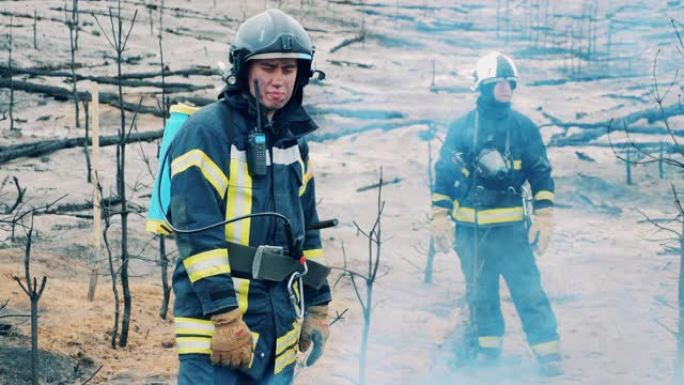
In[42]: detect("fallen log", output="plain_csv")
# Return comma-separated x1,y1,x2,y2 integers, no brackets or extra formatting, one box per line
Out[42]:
575,151,596,162
117,66,218,80
0,64,213,92
545,103,684,146
0,130,163,165
327,59,373,69
0,78,215,117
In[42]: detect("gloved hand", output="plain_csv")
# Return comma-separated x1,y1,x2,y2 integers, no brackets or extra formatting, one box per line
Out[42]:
299,305,329,366
528,207,555,256
210,308,253,369
431,207,455,253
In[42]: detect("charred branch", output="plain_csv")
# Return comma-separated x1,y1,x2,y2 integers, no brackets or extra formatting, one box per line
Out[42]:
0,176,26,214
11,216,47,385
356,176,402,192
330,32,366,54
0,129,163,165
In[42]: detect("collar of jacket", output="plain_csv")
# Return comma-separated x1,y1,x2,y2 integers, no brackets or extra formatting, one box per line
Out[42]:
220,88,319,142
476,96,511,121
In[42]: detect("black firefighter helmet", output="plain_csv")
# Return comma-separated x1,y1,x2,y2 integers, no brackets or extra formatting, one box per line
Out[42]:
226,9,321,97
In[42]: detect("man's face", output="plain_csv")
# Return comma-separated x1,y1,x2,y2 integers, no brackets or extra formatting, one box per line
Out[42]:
493,79,514,103
247,58,298,114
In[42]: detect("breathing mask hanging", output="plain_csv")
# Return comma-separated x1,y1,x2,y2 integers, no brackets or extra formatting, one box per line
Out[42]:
470,110,513,182
475,147,510,180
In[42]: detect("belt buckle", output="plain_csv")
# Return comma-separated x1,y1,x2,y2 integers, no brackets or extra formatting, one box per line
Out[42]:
252,245,284,280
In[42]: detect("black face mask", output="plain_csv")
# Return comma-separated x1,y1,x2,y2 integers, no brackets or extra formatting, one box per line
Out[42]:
478,82,512,109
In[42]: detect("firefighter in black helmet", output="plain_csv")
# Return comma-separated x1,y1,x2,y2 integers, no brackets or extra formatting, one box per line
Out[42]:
431,51,562,376
170,9,331,385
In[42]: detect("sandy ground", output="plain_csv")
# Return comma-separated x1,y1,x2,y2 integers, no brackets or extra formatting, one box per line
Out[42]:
1,0,684,384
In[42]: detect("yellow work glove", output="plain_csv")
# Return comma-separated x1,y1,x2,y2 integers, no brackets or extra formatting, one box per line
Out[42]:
210,308,253,369
299,305,330,366
431,207,455,253
528,207,555,256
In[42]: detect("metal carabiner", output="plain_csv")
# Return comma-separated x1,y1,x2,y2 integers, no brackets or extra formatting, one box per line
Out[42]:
287,260,309,319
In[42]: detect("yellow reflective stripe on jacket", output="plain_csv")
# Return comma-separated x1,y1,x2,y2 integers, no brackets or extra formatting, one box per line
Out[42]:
299,159,314,197
274,345,298,374
182,248,230,283
276,322,302,356
170,103,199,116
171,149,228,199
225,146,252,245
176,336,212,355
534,190,555,202
175,317,214,336
453,206,524,225
512,159,522,170
175,319,260,358
431,193,452,204
232,277,250,315
303,248,325,263
145,219,171,236
274,321,301,374
479,336,503,349
531,340,560,357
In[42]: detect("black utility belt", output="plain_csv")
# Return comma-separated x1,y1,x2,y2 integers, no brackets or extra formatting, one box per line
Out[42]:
227,242,330,290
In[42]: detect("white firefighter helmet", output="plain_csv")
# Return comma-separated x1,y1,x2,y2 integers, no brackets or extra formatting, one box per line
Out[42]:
471,51,519,91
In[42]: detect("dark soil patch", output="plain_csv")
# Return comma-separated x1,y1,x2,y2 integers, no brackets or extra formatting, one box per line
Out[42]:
0,333,96,385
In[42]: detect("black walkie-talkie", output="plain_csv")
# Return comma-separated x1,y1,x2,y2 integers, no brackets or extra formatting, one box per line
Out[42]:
248,80,268,177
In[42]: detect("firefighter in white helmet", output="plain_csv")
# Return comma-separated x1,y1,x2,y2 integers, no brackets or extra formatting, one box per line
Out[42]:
431,51,561,376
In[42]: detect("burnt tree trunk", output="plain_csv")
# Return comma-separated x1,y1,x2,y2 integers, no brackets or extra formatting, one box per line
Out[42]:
68,7,79,127
677,218,684,382
116,10,132,348
8,16,15,132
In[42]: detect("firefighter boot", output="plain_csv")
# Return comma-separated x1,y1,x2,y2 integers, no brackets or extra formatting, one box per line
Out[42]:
476,336,502,366
537,353,563,377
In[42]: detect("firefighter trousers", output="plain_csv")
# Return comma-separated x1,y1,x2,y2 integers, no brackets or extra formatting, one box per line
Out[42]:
454,222,559,352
